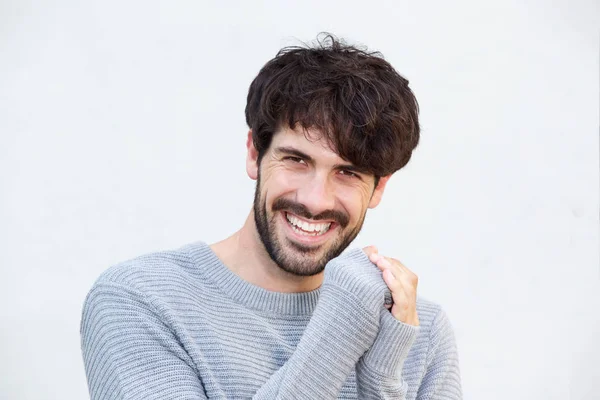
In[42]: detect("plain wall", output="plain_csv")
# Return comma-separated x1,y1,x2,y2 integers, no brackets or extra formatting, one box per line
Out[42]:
1,1,598,399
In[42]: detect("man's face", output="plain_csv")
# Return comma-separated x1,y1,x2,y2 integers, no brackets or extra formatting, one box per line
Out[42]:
248,126,389,276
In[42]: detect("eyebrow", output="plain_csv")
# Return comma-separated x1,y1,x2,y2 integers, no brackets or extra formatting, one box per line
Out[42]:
274,146,370,176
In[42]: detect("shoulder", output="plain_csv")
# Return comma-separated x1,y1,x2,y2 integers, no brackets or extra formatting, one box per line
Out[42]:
410,299,462,396
89,241,207,299
415,296,457,345
81,241,213,334
415,297,443,323
413,297,458,363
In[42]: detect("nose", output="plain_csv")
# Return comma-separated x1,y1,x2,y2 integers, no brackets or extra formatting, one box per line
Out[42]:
295,172,336,217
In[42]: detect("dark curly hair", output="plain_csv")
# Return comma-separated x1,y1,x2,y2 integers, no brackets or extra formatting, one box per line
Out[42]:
245,33,420,179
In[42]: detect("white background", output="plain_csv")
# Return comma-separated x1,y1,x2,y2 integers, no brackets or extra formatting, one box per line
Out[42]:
1,1,598,399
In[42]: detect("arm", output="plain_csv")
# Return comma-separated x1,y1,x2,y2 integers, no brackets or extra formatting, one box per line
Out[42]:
356,311,419,399
252,248,391,399
81,281,208,400
356,307,462,400
356,248,461,399
355,249,421,399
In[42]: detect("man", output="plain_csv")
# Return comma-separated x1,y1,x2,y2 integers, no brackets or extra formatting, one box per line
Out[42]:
81,34,462,399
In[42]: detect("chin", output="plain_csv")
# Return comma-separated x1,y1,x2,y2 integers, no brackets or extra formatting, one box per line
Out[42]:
254,203,357,277
273,232,346,277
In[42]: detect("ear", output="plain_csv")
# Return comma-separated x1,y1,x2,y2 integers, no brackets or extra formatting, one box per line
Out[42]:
368,175,392,209
246,130,259,180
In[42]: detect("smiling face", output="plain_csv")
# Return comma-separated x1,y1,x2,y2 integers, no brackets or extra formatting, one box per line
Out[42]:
247,126,390,276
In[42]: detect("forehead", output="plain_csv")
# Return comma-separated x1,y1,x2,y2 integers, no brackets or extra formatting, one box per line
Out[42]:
271,126,347,164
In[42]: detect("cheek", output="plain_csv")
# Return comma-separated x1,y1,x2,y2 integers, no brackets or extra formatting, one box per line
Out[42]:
262,168,298,203
336,186,371,222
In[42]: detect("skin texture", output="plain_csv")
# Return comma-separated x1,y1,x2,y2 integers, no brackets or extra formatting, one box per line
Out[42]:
211,125,419,326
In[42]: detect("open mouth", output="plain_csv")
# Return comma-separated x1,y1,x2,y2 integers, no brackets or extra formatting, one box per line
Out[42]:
284,212,333,237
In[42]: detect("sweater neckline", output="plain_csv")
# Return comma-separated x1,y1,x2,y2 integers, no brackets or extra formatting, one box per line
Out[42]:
185,241,320,316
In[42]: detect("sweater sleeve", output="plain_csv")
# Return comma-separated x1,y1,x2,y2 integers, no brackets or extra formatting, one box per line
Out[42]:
80,281,208,400
415,308,462,399
356,311,419,398
252,248,391,399
356,305,461,400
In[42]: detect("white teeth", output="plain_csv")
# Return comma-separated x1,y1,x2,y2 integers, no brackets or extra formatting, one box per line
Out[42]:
285,213,331,235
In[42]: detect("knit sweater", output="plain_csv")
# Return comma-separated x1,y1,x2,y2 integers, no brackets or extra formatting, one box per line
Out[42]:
81,241,462,399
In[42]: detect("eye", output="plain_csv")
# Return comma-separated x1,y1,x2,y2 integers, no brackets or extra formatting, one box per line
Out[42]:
338,169,360,179
284,156,306,165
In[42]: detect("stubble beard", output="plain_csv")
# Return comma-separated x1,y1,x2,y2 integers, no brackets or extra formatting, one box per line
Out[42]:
253,174,366,277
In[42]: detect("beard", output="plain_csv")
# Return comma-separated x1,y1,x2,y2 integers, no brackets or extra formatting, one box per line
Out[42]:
253,174,366,277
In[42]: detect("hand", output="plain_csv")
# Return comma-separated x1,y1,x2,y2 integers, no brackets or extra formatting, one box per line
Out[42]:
363,246,420,326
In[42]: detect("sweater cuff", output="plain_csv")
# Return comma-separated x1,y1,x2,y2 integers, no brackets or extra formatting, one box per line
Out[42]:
324,248,390,315
360,310,419,376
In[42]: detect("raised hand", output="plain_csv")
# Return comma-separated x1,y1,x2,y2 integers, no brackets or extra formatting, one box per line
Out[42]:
363,246,420,327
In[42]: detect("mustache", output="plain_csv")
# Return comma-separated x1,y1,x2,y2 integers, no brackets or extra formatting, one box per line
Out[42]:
272,198,349,228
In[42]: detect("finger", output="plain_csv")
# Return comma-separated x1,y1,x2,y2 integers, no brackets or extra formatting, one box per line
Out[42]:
374,256,418,292
382,271,412,313
374,256,392,270
368,252,383,264
381,270,399,311
362,245,378,258
377,257,411,279
383,267,416,300
388,258,418,285
380,262,419,326
382,268,400,291
390,257,411,275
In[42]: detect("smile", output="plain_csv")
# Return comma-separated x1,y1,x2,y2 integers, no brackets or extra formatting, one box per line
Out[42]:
285,212,332,236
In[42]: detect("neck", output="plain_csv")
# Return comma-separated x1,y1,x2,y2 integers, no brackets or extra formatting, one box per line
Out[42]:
210,211,324,293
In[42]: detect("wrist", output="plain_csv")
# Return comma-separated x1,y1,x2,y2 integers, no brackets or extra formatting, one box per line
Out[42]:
360,311,419,376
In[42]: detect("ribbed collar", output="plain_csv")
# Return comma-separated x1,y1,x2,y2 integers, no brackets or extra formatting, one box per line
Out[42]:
185,241,321,316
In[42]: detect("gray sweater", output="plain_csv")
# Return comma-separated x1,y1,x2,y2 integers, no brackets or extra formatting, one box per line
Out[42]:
81,241,461,399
